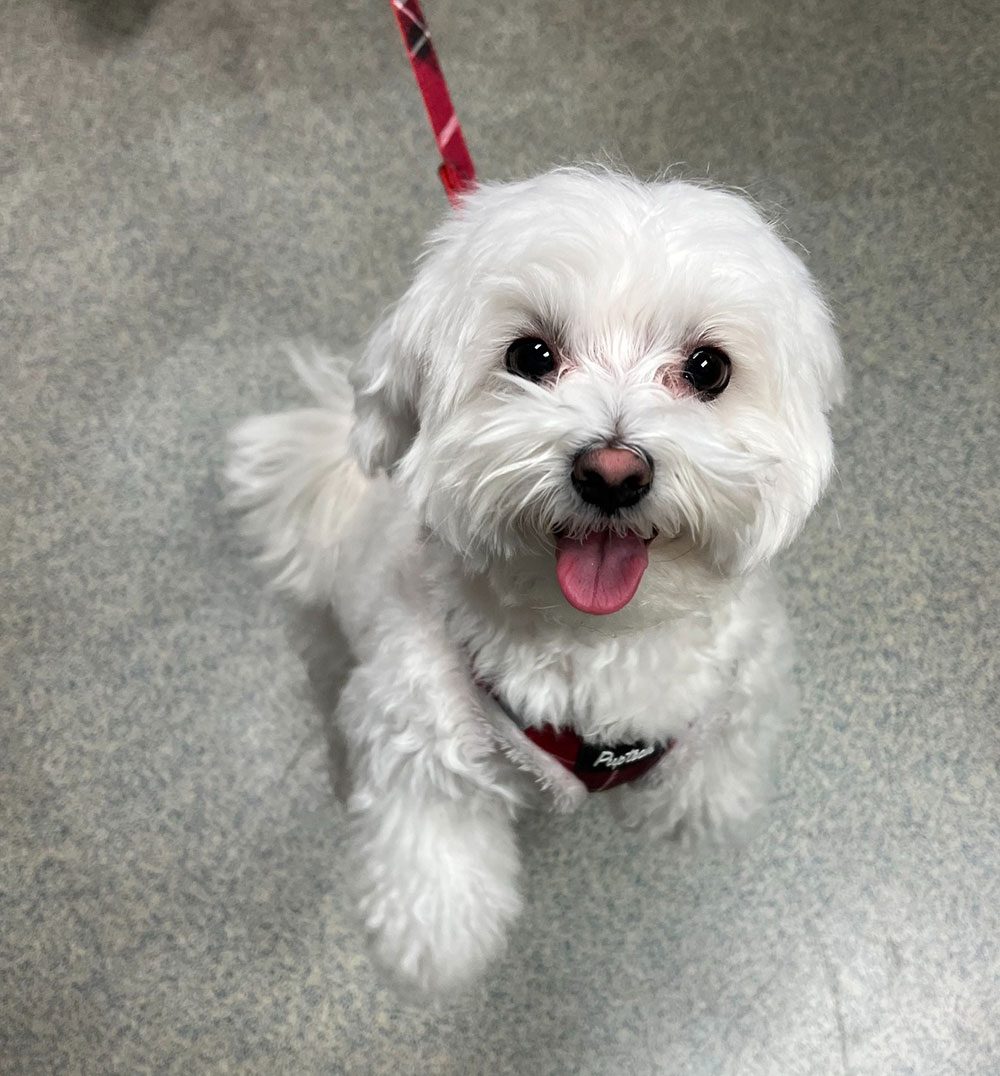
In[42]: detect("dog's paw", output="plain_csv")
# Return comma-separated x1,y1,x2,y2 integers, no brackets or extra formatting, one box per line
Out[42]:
358,838,522,996
350,790,522,996
364,886,520,997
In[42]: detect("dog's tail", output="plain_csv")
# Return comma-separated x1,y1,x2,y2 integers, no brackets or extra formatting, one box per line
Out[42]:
226,349,371,605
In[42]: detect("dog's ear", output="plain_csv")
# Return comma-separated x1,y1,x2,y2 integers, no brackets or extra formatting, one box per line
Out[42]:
731,289,845,574
349,308,424,476
803,293,846,415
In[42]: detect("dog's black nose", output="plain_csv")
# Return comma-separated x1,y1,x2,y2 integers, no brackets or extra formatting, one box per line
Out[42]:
571,446,653,514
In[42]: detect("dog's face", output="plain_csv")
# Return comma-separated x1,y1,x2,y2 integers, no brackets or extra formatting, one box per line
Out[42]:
351,170,843,617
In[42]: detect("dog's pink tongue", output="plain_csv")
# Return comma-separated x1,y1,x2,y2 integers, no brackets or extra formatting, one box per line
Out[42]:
555,531,649,615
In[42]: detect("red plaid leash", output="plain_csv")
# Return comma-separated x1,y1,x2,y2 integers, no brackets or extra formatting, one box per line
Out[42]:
389,0,477,206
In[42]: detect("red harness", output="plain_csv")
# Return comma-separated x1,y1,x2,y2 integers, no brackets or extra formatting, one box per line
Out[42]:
522,723,674,792
483,682,675,793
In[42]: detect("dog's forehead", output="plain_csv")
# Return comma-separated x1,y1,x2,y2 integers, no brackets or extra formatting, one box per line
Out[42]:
451,174,787,330
470,175,768,251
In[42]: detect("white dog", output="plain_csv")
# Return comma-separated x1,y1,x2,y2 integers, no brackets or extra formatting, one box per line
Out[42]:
227,168,843,995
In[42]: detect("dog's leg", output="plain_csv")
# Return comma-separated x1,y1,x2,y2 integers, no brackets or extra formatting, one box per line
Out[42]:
614,702,778,842
613,649,793,843
337,647,523,996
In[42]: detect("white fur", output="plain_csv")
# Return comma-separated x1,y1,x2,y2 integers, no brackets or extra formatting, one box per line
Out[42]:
227,169,843,995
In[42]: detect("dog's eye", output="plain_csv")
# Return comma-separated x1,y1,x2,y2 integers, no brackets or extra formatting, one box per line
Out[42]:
683,346,731,397
505,337,556,381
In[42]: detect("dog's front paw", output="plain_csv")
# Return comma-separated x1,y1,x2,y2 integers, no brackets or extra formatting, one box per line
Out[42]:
352,796,522,996
362,876,520,996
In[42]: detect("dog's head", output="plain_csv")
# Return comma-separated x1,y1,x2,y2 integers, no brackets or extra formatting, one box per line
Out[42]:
351,169,843,618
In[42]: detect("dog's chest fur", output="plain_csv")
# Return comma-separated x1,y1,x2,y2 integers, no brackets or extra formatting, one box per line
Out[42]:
429,547,770,745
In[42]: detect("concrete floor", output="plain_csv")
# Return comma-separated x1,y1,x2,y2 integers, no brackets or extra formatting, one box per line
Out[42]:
3,0,998,1072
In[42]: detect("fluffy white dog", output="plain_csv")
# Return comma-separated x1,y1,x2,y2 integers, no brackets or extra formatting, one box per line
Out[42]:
227,168,843,995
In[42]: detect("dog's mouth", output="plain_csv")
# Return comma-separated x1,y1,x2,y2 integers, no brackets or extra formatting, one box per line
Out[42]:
554,528,655,615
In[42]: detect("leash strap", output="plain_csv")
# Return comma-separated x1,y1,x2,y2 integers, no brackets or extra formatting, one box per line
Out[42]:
389,0,477,205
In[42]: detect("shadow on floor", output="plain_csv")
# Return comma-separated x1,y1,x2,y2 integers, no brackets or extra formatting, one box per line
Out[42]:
65,0,164,43
287,606,354,804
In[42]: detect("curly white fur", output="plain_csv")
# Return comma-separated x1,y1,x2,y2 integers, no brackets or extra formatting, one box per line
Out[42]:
226,168,843,995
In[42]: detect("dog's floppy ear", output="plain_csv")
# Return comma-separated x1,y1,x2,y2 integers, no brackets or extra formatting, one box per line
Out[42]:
730,286,845,575
349,307,424,476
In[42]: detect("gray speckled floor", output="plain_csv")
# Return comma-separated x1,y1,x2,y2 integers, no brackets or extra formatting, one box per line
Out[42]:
2,0,998,1072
